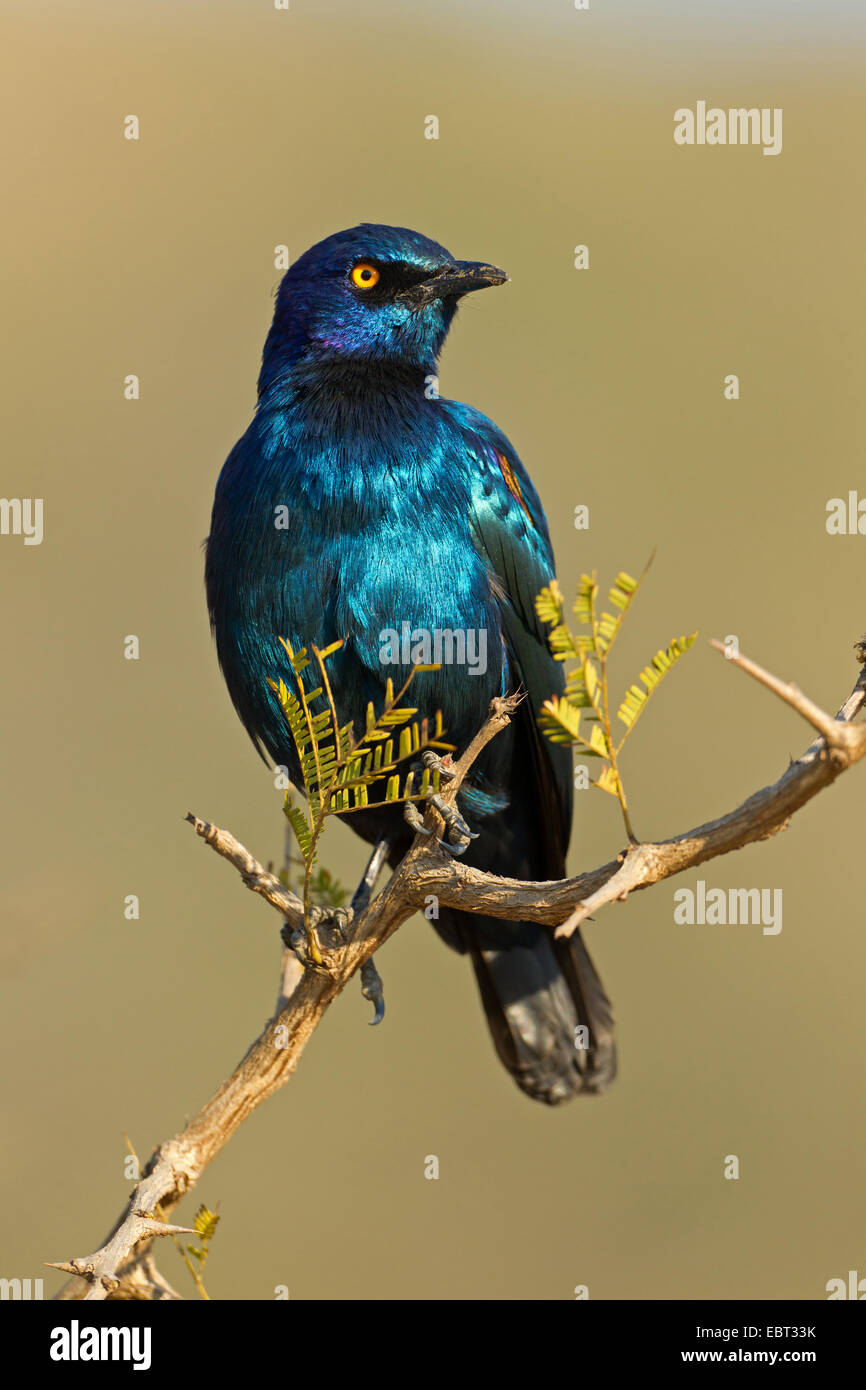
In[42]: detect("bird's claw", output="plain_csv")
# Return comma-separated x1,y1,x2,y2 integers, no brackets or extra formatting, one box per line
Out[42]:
436,835,471,857
308,904,354,944
360,958,385,1025
427,793,478,854
281,922,322,970
404,786,478,856
419,749,457,782
404,800,432,836
284,911,384,1024
280,905,354,972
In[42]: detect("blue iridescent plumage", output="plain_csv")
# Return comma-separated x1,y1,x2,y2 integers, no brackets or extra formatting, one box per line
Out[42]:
206,224,615,1102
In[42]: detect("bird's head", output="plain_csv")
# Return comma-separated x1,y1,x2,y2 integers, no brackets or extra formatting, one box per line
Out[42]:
258,223,507,392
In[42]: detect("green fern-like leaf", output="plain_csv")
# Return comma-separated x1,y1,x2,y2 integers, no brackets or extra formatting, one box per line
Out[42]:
564,667,594,707
594,764,621,797
271,640,456,928
537,557,694,843
279,639,312,675
535,579,565,627
609,570,639,610
617,633,697,734
588,722,610,758
547,624,581,662
187,1203,221,1264
538,695,583,746
284,797,315,863
595,570,643,655
573,572,599,630
193,1205,220,1244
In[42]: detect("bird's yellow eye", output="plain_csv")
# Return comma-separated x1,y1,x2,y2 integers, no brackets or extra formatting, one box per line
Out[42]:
351,263,380,290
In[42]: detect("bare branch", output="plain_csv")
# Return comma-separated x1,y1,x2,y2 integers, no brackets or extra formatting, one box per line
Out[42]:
707,639,846,742
52,653,866,1298
552,643,866,936
185,814,305,929
47,1215,197,1301
52,697,520,1300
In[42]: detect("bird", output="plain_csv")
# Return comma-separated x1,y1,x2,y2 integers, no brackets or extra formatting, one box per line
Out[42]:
205,223,616,1104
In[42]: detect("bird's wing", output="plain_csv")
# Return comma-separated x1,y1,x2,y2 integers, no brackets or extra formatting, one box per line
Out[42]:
442,401,573,866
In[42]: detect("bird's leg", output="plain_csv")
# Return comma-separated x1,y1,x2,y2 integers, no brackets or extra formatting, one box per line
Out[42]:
352,836,391,1025
279,900,353,971
280,836,391,1020
404,752,479,857
350,834,391,917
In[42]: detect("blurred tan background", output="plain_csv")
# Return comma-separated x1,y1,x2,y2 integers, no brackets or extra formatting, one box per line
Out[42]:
2,0,865,1300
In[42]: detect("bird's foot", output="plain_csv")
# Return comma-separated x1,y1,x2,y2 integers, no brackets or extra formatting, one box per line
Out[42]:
310,904,354,944
280,909,386,1023
360,958,385,1026
403,783,479,857
345,835,391,1023
280,921,326,972
280,905,354,972
416,749,457,783
279,835,391,1018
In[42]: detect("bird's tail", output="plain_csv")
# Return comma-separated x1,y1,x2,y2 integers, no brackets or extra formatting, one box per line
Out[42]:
464,919,616,1105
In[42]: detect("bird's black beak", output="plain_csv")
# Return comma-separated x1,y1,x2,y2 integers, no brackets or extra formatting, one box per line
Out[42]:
403,260,509,307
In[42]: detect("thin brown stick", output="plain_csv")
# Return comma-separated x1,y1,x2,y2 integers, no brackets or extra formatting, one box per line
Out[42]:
51,651,866,1299
52,697,521,1301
